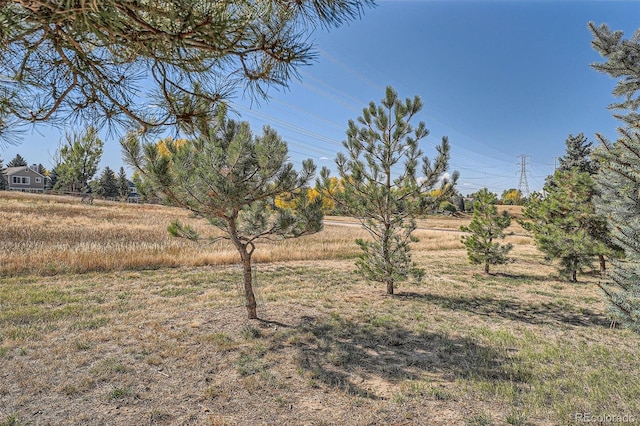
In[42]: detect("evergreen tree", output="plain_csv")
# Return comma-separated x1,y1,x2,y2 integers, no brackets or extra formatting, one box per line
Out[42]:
545,133,599,189
546,132,620,272
0,156,6,190
590,23,640,126
122,109,323,319
54,127,103,193
460,188,512,274
35,164,48,176
595,131,640,329
94,167,118,198
520,170,609,282
46,167,58,191
0,1,372,141
558,133,598,174
590,22,640,330
116,167,131,201
320,86,458,295
7,154,27,167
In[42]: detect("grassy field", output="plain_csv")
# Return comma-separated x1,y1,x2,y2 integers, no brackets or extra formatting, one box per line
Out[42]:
1,192,639,425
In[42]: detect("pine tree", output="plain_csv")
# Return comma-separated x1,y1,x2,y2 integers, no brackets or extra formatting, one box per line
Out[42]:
590,22,640,330
521,170,608,282
116,167,131,201
558,133,598,174
46,166,59,191
545,133,599,188
122,108,323,319
0,156,6,190
460,189,512,274
320,86,458,295
0,1,372,141
590,23,640,126
35,164,48,176
547,132,620,272
94,167,118,198
595,131,640,329
7,154,27,167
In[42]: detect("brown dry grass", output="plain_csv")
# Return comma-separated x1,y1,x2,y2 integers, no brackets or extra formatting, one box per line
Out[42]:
1,193,638,426
0,192,366,276
0,192,530,276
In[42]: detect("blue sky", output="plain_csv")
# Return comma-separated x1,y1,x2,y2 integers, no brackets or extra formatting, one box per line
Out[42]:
2,0,639,195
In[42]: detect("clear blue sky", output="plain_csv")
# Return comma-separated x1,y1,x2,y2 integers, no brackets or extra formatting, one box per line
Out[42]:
2,0,639,196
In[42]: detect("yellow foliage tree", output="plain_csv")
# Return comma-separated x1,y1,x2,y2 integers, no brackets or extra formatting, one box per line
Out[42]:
427,188,442,198
275,187,335,212
157,137,189,157
501,188,523,205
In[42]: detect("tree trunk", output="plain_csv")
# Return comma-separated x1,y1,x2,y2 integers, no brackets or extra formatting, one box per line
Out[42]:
484,261,490,274
572,269,577,283
240,250,257,319
599,254,606,273
384,157,393,296
383,223,393,295
228,216,257,319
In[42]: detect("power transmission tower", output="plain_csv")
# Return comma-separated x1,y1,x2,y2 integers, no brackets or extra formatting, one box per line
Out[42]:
517,154,530,199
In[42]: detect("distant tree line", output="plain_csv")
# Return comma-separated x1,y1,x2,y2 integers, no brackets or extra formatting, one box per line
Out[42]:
1,128,132,200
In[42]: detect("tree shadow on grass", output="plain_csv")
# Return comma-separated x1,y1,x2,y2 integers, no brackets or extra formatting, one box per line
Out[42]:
289,314,522,400
490,272,553,282
493,271,600,283
396,291,609,328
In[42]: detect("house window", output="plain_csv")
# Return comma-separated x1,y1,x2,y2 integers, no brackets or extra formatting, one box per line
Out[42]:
12,176,30,185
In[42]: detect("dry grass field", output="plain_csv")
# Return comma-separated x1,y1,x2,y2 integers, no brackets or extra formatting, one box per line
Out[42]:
1,192,639,425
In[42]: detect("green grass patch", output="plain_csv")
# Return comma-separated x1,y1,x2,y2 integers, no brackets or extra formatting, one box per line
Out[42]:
107,386,137,400
0,414,24,426
236,351,268,376
69,316,109,331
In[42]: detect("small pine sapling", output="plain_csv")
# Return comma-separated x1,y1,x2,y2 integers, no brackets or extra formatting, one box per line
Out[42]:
320,85,458,294
460,189,513,274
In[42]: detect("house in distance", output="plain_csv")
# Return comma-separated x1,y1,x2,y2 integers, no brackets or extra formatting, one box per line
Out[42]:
4,166,46,193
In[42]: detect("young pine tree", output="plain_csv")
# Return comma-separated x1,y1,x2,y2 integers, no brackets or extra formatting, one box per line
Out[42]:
521,170,607,282
460,189,512,274
320,86,458,295
590,22,640,330
123,109,323,319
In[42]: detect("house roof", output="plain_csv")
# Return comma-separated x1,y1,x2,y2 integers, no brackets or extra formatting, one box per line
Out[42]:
4,166,45,177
